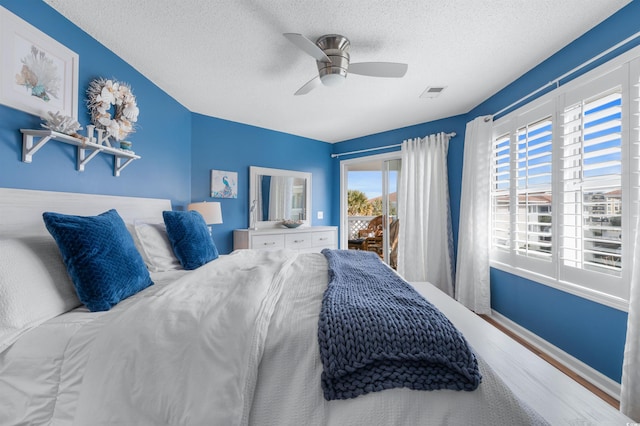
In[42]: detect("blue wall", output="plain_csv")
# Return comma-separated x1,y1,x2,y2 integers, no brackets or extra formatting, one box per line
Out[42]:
0,0,192,207
191,114,333,254
490,269,628,381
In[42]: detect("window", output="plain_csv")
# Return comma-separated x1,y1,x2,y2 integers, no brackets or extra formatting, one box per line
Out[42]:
490,52,640,307
491,133,510,251
561,88,622,276
492,100,556,279
515,116,553,260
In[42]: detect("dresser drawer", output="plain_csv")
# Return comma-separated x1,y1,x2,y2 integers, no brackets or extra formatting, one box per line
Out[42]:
251,234,285,250
285,233,312,249
234,227,337,252
312,231,335,248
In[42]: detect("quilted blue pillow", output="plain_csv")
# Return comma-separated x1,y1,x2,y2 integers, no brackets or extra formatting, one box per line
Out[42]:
163,210,219,270
43,209,153,312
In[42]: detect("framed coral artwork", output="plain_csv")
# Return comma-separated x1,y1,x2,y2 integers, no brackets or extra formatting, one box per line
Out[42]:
0,6,79,119
211,170,238,198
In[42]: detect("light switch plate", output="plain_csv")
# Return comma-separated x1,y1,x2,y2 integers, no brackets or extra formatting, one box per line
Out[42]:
317,211,323,219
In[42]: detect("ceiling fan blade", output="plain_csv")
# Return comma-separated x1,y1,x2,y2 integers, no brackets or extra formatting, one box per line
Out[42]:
284,33,331,63
294,76,321,96
349,62,408,78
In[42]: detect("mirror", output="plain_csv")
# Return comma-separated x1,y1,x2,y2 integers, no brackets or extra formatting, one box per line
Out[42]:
249,166,312,228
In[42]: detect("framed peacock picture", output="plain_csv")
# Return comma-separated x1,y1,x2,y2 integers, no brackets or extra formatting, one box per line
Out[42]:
210,170,237,198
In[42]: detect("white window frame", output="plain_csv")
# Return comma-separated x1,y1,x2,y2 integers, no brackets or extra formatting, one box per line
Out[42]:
339,151,402,251
492,98,556,280
490,46,640,312
557,68,628,300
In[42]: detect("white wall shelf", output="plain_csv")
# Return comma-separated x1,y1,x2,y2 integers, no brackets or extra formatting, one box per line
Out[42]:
20,129,140,177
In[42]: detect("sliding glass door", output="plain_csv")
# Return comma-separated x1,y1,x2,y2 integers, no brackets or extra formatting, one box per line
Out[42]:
341,152,401,268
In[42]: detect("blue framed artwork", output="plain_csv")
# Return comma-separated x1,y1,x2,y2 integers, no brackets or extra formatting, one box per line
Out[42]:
210,170,237,198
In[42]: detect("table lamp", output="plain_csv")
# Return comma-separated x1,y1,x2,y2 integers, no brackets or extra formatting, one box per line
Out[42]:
188,201,222,235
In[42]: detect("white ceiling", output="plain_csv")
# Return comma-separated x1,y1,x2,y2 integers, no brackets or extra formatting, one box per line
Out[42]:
44,0,630,143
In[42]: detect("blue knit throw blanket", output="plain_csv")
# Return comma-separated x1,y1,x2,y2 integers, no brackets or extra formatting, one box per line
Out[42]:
318,249,481,400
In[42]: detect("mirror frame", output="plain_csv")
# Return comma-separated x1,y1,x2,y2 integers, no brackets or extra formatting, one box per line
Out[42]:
249,166,312,229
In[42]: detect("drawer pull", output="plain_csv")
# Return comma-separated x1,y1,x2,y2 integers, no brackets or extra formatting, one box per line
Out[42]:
319,237,328,241
293,239,305,243
263,242,276,246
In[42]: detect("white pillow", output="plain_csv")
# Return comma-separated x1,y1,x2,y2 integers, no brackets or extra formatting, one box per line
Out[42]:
134,222,182,272
0,237,81,352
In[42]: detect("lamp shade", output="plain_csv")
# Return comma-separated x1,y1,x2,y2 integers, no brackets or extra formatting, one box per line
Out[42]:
188,202,223,225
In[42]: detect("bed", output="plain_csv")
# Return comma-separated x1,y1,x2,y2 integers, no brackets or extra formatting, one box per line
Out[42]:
0,188,632,425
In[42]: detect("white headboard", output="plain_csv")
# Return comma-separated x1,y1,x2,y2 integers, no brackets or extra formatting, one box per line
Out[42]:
0,188,172,238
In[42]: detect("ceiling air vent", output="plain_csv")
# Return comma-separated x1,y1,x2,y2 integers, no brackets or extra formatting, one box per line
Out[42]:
420,86,446,99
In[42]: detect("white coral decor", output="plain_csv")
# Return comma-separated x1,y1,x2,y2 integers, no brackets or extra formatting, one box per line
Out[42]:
40,111,82,135
86,78,139,141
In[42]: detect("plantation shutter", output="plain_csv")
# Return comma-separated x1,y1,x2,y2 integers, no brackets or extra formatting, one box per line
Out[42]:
491,133,511,251
489,52,640,303
515,117,553,260
561,88,623,275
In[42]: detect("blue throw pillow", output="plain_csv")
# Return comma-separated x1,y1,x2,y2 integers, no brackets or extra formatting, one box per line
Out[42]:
43,209,153,312
163,210,219,270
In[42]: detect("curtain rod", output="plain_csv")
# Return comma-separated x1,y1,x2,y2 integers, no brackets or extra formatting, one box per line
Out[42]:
330,132,456,159
492,30,640,119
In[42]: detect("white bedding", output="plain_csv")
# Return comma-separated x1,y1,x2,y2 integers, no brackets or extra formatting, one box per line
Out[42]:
0,249,630,425
249,252,545,426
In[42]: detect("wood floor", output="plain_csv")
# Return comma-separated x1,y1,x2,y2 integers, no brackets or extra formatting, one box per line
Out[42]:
480,314,620,409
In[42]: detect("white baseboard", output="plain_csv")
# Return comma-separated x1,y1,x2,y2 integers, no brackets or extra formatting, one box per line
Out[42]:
489,311,621,401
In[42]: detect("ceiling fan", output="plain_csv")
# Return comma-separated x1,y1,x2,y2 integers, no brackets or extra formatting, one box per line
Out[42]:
284,33,408,95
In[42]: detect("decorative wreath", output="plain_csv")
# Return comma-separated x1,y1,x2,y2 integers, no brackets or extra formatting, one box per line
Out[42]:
86,78,139,141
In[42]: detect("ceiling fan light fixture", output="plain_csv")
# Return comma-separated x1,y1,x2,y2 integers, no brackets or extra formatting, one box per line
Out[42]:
319,68,347,86
315,34,350,87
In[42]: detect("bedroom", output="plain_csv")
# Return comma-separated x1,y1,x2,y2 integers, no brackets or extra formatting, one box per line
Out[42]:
0,0,639,424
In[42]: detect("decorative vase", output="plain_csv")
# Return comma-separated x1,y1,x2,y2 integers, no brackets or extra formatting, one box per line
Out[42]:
120,141,132,151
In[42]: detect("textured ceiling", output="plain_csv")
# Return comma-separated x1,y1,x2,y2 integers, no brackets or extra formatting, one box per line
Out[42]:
44,0,630,143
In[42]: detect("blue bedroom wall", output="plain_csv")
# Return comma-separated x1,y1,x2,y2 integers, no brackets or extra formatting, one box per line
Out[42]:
0,0,192,208
191,114,333,254
464,1,640,383
490,268,628,382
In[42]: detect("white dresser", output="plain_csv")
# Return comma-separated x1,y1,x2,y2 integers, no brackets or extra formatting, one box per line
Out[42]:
233,226,337,253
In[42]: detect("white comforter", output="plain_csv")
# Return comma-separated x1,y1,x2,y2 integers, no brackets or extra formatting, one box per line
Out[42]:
2,250,552,425
249,251,545,426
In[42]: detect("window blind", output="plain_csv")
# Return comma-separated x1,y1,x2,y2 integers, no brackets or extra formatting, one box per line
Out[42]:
515,117,553,260
491,133,511,251
561,89,623,275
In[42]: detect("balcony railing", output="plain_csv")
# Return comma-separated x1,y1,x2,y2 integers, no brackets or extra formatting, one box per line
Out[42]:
347,215,378,239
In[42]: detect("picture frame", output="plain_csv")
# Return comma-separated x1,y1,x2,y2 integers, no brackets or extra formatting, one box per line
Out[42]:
0,6,79,119
210,170,238,199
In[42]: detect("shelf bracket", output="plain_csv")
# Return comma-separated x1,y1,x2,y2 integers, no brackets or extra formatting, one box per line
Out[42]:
22,133,52,163
114,156,135,177
77,146,103,171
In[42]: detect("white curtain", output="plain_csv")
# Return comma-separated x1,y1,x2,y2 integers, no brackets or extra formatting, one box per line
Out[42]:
269,176,293,220
397,132,454,296
255,179,264,225
454,116,493,314
621,212,640,421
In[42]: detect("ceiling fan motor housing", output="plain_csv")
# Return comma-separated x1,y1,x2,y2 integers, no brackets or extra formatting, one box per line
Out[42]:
316,34,350,86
